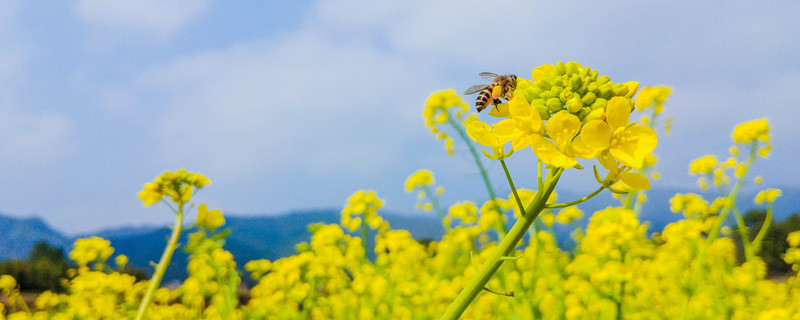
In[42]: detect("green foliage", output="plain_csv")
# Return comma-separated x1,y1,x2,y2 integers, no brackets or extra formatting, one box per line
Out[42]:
0,241,72,292
736,210,800,275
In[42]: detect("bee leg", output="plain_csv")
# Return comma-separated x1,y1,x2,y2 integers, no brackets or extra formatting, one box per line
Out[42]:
492,99,502,111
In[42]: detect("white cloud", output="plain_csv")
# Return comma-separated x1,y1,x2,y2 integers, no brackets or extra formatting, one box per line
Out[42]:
129,27,440,180
74,0,210,37
0,105,74,163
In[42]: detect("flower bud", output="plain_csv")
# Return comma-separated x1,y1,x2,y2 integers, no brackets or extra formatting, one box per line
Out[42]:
546,98,562,112
566,97,583,113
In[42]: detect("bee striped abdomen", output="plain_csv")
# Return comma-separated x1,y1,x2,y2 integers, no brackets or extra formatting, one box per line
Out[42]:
475,85,495,112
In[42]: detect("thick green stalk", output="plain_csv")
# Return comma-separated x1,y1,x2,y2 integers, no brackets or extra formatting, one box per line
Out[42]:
441,168,563,320
446,113,506,236
135,204,185,320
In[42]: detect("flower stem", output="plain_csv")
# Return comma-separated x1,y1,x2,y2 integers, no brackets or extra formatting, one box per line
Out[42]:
423,185,450,232
501,159,524,215
752,205,773,254
441,168,563,320
546,186,605,209
135,204,184,320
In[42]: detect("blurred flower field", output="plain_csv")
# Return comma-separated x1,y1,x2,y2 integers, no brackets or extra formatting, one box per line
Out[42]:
2,62,798,320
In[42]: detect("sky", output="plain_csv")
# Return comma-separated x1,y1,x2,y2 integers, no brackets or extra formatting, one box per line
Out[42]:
0,0,798,235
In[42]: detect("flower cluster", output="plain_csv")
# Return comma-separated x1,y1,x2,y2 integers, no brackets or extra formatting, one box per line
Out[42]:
341,190,387,233
137,169,211,207
464,62,658,190
423,90,473,155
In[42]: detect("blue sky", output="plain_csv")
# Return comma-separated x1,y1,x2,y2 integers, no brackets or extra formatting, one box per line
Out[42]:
1,1,798,235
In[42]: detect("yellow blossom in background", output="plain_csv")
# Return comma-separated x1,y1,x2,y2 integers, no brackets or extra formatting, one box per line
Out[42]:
424,90,470,155
405,169,434,192
70,237,114,267
540,212,556,227
556,207,583,224
137,169,210,207
448,201,478,225
689,155,717,174
341,190,384,232
635,86,671,113
732,118,770,144
196,204,225,229
754,188,781,205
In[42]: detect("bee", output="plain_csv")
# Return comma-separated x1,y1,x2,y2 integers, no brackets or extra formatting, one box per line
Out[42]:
463,72,518,112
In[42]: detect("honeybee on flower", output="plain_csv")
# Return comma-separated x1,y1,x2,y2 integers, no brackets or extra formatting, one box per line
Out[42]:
463,72,517,113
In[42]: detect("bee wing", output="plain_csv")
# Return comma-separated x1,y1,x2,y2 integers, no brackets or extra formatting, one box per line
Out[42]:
464,84,489,95
479,72,500,81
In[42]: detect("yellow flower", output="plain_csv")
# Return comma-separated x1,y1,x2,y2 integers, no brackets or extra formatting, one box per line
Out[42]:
731,118,769,144
635,86,672,113
341,190,384,232
689,155,717,174
754,188,781,205
556,207,583,224
596,151,651,189
197,204,225,229
465,120,512,160
530,111,584,168
540,212,555,227
494,95,544,151
581,97,657,168
404,169,433,192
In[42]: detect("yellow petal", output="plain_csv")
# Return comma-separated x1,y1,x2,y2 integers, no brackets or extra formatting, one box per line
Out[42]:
531,135,578,169
606,97,632,129
610,125,657,169
580,120,611,150
508,95,532,118
545,112,581,146
570,136,600,159
532,64,554,82
466,120,498,147
620,172,651,190
488,102,510,117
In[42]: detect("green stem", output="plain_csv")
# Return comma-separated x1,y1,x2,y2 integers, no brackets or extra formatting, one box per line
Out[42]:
441,168,563,320
423,185,450,232
500,159,525,217
751,205,773,254
446,113,506,236
361,216,370,255
135,204,185,320
546,186,605,209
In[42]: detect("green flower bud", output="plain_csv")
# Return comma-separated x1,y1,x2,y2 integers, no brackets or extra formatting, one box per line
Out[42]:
598,83,614,99
559,88,574,102
579,66,590,78
570,74,582,89
590,70,599,80
540,90,555,100
546,97,563,112
534,102,550,120
591,98,607,110
587,82,598,93
578,107,591,119
555,61,566,75
613,83,629,97
582,91,596,105
596,75,610,85
566,62,581,75
554,77,565,87
566,96,583,113
551,86,563,97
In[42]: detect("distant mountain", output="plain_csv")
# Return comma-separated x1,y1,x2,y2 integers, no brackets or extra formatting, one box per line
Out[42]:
0,214,71,260
1,187,798,281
